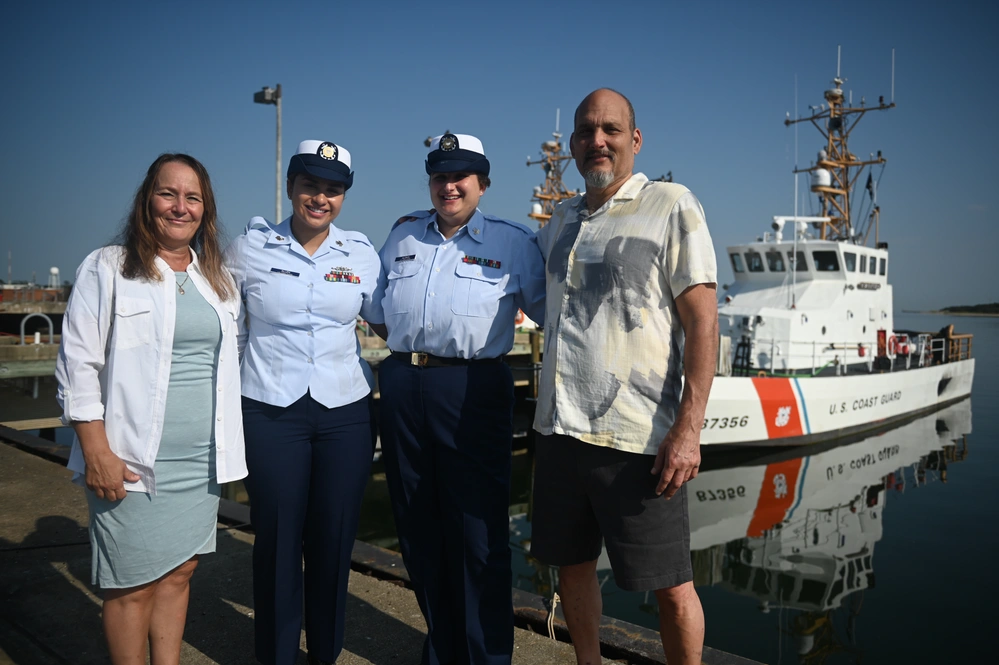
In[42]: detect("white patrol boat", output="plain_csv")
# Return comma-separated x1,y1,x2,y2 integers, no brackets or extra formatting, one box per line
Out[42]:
703,58,974,447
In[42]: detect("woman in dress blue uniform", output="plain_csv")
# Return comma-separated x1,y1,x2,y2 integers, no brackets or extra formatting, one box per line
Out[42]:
369,133,546,665
56,154,245,665
227,140,381,665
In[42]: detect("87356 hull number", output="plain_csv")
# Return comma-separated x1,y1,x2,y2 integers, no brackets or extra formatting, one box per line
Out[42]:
702,415,749,430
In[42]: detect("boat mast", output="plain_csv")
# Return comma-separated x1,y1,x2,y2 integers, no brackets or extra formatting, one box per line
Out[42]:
785,46,894,244
527,109,579,228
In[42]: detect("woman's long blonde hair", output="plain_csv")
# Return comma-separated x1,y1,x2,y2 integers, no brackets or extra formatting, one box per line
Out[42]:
119,153,235,301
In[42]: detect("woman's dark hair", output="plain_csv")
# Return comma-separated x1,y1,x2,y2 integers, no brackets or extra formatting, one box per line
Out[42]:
119,154,235,301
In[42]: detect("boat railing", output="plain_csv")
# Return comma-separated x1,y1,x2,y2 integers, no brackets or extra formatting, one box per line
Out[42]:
942,333,973,362
732,332,935,377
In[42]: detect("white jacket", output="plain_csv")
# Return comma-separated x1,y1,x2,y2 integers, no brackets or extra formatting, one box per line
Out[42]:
56,246,247,493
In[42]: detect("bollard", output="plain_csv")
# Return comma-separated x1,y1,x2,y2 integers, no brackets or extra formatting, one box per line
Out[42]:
33,332,41,345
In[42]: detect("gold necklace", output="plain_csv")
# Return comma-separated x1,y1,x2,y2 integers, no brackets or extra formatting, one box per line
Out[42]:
176,272,190,295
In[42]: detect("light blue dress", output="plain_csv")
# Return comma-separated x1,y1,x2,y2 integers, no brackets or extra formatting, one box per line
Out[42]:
87,274,222,588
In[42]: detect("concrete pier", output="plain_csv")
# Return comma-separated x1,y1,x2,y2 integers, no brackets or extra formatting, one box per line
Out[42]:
0,430,760,665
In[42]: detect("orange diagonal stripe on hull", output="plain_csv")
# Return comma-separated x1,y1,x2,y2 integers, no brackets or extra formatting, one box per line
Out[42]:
751,376,804,439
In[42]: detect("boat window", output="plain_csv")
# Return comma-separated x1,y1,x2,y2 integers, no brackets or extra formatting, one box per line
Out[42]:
786,250,807,272
844,252,857,272
880,257,887,276
745,251,765,272
869,256,877,274
729,253,745,273
765,251,785,272
812,251,840,271
860,254,868,272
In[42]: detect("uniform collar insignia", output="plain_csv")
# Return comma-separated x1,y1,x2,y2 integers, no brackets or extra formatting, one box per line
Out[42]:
270,220,293,244
326,225,349,253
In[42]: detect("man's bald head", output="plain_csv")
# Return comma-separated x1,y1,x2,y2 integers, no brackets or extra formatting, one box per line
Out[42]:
570,88,643,201
574,88,636,132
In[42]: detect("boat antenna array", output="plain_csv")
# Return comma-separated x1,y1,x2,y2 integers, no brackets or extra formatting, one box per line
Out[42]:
785,46,896,244
526,109,579,228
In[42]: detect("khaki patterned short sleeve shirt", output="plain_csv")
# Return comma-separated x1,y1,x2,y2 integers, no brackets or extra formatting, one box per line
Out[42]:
533,173,717,455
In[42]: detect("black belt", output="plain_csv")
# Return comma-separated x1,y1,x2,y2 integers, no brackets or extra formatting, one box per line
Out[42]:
390,351,502,367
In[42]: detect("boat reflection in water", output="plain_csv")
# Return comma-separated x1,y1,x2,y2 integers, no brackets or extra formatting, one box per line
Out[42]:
510,399,972,659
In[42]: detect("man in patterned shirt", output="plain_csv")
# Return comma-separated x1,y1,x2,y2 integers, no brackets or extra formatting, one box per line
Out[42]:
531,88,718,665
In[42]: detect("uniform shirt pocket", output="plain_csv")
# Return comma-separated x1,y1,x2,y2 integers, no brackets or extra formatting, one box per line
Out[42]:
451,262,505,318
113,296,153,349
253,272,307,325
315,281,363,324
385,259,425,314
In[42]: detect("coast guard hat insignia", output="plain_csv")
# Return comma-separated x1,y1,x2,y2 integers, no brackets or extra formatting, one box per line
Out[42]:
318,142,338,161
439,133,458,151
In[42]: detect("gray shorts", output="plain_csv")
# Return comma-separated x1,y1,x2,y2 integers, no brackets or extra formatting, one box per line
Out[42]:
530,433,692,592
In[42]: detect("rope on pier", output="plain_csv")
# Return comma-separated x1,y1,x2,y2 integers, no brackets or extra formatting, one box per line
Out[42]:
547,591,561,639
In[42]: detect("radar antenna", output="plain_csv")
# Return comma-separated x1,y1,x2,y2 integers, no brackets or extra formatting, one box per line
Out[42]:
785,46,895,244
526,109,579,228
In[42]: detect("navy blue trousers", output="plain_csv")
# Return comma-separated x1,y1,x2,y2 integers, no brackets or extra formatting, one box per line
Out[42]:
378,355,515,665
242,393,373,665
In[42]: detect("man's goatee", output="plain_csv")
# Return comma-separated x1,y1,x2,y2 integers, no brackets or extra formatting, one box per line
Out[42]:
583,169,615,188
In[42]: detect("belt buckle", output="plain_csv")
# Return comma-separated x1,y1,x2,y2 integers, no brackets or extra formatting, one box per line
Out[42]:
410,352,429,367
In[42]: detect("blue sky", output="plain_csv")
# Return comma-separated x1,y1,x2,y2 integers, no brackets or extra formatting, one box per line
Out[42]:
2,0,995,310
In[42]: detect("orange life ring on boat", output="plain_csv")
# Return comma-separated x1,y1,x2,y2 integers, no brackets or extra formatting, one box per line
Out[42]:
888,335,898,355
858,343,866,357
514,309,526,326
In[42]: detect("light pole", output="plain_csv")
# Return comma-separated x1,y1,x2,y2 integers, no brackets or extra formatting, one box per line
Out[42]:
253,84,282,222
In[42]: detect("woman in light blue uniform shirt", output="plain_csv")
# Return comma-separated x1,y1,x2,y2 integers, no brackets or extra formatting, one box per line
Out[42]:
227,140,380,665
368,133,546,665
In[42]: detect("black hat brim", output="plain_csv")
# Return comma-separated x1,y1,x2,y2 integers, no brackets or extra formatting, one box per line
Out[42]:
425,149,490,176
288,155,354,189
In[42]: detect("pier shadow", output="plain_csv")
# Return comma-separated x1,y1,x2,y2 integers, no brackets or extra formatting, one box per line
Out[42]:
0,515,426,665
183,528,427,665
340,583,428,664
0,515,107,664
179,527,258,664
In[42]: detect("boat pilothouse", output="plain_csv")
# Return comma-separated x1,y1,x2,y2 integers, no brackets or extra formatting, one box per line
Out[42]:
719,60,902,377
701,51,975,447
720,222,894,375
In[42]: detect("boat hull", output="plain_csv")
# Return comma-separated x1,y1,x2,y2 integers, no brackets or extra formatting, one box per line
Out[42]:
701,358,975,446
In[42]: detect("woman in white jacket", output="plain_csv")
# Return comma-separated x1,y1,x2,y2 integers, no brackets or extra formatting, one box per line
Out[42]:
56,153,246,665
